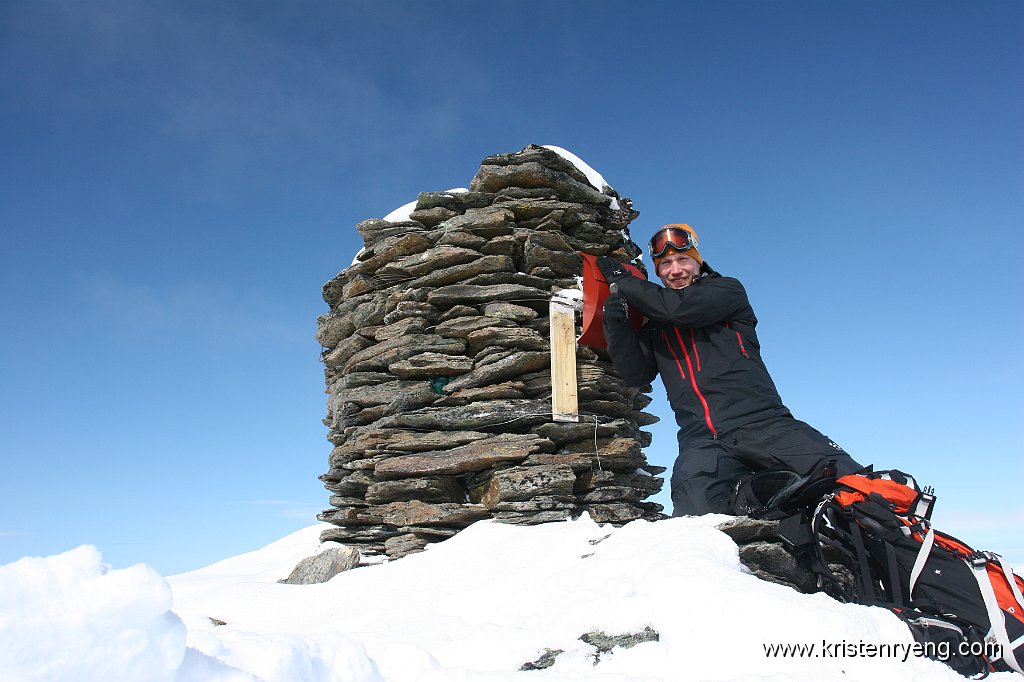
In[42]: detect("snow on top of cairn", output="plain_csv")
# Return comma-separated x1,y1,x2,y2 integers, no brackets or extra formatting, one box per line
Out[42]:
542,145,620,210
382,188,469,223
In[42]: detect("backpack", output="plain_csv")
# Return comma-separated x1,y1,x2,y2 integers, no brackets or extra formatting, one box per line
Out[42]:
742,464,1024,677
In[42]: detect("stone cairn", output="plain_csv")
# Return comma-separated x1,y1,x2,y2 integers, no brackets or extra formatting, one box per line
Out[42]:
315,145,666,560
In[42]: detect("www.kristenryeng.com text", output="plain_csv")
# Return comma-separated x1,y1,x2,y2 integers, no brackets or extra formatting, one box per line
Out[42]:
763,638,1001,663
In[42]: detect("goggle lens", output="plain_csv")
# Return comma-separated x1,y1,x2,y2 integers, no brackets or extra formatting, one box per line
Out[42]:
649,228,696,259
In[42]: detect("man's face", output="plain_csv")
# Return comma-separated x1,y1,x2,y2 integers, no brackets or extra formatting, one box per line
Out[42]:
657,252,701,289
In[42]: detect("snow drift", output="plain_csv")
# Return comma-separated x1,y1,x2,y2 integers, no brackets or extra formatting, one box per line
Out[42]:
4,514,1017,681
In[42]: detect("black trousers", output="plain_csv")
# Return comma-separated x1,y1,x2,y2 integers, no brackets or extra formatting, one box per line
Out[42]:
670,416,863,516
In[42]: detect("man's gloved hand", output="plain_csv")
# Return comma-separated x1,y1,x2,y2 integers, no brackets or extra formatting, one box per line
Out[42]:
596,256,630,283
603,291,630,326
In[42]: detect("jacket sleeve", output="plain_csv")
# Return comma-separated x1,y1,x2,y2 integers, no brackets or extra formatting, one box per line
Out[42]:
604,308,658,388
613,274,751,328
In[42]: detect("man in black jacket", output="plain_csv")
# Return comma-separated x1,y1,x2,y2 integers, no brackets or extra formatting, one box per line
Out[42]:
598,224,862,516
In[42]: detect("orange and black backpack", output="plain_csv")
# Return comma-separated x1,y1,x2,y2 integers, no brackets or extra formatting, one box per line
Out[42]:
744,465,1024,678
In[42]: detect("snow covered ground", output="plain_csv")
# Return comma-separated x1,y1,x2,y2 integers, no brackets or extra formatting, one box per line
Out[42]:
2,514,1018,681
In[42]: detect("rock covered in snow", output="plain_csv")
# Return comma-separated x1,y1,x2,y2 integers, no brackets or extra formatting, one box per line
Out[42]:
279,546,361,585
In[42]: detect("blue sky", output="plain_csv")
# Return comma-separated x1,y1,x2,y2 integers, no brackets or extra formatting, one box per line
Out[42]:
2,1,1021,574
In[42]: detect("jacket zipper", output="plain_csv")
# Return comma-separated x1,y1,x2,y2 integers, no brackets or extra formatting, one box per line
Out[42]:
671,327,718,437
661,330,686,379
726,322,750,358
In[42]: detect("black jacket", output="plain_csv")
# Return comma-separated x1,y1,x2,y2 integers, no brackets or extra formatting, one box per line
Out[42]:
603,264,791,445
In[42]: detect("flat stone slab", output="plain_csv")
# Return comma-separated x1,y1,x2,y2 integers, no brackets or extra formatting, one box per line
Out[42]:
427,283,552,310
471,161,612,207
472,465,577,508
389,352,474,378
364,501,491,527
442,351,549,394
380,398,552,433
374,433,546,479
364,476,466,504
435,315,515,339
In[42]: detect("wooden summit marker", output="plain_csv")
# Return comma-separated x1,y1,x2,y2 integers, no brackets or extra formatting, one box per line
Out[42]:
549,290,581,423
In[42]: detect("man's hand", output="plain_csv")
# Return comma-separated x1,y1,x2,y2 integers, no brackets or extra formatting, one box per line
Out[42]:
596,256,630,283
603,291,630,326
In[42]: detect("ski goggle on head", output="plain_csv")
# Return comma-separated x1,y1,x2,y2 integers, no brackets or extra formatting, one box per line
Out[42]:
648,225,699,260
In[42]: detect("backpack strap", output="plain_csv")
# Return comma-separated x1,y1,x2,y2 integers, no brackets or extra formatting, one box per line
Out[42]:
908,523,936,600
995,554,1024,609
846,508,878,603
968,552,1022,674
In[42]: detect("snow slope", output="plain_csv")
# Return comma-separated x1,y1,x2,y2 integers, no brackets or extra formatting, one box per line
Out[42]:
3,514,1016,681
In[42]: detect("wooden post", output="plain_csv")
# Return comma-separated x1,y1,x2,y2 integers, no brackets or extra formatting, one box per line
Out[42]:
550,293,579,423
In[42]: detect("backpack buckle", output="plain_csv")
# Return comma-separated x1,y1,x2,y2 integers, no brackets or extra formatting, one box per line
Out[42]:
968,552,991,568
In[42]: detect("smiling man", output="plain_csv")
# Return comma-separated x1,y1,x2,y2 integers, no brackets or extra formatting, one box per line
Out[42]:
597,224,862,516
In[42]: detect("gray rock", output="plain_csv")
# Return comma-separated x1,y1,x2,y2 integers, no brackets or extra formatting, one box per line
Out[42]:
415,191,495,212
487,497,577,512
435,315,516,339
586,503,646,524
580,486,643,503
461,272,569,293
280,547,360,585
342,334,466,373
471,465,577,507
466,326,547,354
519,648,564,671
381,301,442,325
377,245,481,279
580,626,659,662
365,476,466,504
389,352,474,378
492,510,575,525
478,235,521,258
441,351,549,393
321,335,375,370
435,229,487,249
737,541,817,592
471,347,518,368
315,309,355,349
575,469,663,495
380,383,442,416
373,316,428,341
383,533,430,559
325,469,376,496
434,381,525,407
438,304,479,322
426,283,552,310
347,233,433,277
319,525,400,544
481,302,538,323
716,517,782,544
362,501,491,527
478,145,590,178
329,429,491,462
438,206,515,238
380,399,552,433
471,161,612,207
524,244,582,277
525,437,646,473
408,206,457,228
374,433,546,479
